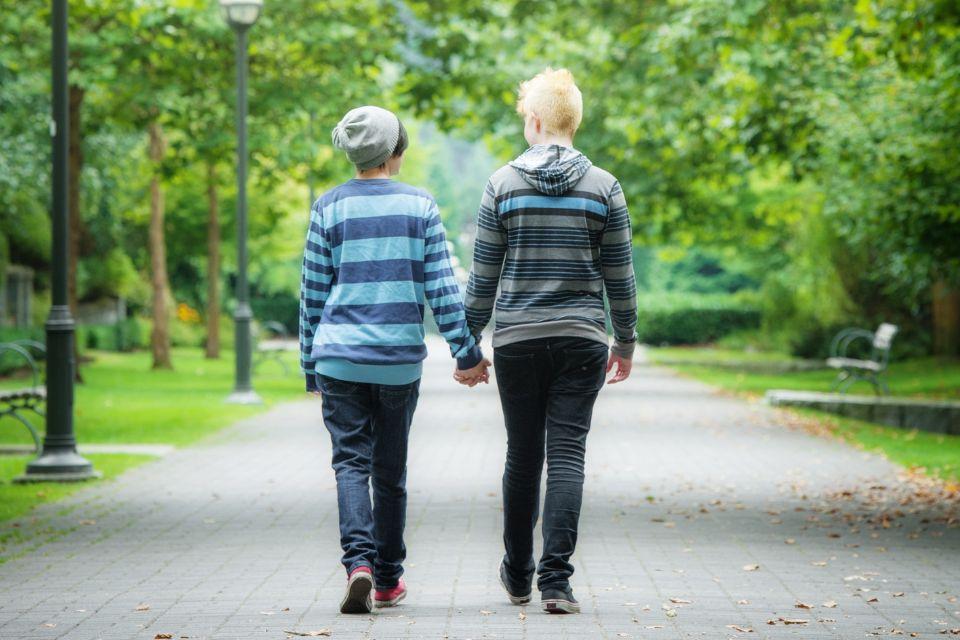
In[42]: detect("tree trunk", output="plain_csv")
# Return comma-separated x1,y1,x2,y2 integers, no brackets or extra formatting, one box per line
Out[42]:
68,84,85,382
932,278,960,357
205,160,221,359
148,121,172,369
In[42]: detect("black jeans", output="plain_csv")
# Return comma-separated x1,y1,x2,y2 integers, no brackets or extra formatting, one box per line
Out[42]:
494,336,608,591
318,374,420,588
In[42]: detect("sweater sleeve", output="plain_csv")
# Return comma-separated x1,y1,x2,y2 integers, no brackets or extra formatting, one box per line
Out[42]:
299,202,334,391
464,180,507,337
601,181,638,358
423,199,484,370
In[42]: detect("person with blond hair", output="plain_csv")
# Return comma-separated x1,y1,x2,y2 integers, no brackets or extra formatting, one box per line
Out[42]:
461,68,637,614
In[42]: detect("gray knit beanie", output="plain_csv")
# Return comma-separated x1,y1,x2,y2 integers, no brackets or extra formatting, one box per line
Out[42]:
331,106,401,170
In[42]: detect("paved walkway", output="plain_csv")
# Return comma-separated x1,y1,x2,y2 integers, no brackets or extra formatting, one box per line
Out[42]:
1,342,958,639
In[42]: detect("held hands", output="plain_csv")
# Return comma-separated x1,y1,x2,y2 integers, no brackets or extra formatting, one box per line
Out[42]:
606,354,632,384
453,358,492,387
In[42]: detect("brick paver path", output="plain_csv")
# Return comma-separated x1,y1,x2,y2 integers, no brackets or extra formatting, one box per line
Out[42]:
1,341,958,639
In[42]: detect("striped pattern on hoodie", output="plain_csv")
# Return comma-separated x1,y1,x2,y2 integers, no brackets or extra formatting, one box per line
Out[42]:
299,178,482,390
464,145,638,357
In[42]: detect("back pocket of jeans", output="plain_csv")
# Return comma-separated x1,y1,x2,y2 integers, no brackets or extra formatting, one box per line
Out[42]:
493,351,537,397
379,382,418,409
319,376,361,396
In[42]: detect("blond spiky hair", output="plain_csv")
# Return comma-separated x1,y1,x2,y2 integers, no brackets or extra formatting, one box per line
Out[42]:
516,67,583,136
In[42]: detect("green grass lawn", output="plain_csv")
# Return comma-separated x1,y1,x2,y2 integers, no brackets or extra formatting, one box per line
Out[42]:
0,347,303,446
0,453,153,525
0,347,304,530
647,346,806,365
655,354,960,400
657,348,960,482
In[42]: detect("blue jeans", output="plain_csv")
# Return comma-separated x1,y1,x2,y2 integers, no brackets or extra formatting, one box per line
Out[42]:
318,374,420,588
493,337,607,591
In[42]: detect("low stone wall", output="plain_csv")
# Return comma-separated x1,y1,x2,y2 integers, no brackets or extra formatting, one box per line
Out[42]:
765,389,960,435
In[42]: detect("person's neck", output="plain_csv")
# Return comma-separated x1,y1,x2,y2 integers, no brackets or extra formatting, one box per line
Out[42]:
355,168,391,180
533,134,574,148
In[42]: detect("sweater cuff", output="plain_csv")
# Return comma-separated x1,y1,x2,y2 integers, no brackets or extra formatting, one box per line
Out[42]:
611,339,636,359
305,371,319,392
455,344,484,370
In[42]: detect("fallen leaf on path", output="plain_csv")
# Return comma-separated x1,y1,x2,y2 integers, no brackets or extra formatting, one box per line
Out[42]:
795,602,813,609
726,624,753,633
668,597,692,604
737,599,749,605
154,635,173,640
893,592,905,597
135,604,150,611
785,538,796,544
518,611,526,621
479,610,493,615
867,597,879,603
283,631,331,638
823,600,837,608
742,564,760,571
767,617,809,625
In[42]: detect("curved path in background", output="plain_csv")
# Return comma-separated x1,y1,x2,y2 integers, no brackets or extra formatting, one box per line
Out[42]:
0,339,957,639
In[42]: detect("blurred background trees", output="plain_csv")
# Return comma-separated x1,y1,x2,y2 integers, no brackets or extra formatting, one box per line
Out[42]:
0,0,957,368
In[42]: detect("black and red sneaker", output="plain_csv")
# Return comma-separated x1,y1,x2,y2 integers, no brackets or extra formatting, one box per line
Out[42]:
374,579,407,608
339,566,374,614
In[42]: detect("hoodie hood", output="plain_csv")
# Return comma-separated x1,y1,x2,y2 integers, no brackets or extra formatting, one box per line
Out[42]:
508,144,593,196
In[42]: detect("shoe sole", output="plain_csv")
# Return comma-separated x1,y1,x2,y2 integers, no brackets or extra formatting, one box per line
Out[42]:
498,567,532,605
542,599,580,614
374,589,406,608
340,572,373,614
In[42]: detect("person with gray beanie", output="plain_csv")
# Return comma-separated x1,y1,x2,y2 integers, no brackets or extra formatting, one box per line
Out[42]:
300,105,491,613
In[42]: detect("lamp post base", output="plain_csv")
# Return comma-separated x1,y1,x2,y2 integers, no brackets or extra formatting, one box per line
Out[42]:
225,389,262,405
14,450,101,483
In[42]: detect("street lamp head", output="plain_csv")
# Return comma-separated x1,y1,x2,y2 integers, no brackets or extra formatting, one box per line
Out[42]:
219,0,263,30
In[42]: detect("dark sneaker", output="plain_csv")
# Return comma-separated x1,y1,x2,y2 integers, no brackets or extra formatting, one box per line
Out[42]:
541,586,580,614
498,561,532,605
374,579,407,608
340,566,374,614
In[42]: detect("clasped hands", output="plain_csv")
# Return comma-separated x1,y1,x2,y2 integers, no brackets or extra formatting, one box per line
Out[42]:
453,358,492,387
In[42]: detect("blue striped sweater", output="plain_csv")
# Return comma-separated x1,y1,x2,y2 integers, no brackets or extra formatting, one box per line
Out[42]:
299,178,483,390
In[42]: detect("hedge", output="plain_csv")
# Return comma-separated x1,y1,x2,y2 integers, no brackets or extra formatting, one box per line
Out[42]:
635,293,761,346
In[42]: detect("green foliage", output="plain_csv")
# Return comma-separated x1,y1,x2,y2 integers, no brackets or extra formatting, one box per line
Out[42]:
636,293,761,346
76,318,147,352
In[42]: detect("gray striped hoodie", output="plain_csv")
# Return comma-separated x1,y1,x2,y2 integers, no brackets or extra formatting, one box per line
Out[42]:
464,144,638,357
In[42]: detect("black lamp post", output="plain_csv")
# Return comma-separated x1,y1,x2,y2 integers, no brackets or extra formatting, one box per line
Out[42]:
221,0,263,405
17,0,98,482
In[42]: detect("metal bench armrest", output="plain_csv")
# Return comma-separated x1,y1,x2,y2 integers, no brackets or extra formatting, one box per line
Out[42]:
829,328,874,358
0,341,45,390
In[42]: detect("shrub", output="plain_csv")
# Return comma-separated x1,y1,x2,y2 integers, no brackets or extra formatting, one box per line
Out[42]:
636,293,761,346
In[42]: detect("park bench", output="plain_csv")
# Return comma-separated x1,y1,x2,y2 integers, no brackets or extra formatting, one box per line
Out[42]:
253,320,297,375
826,323,898,395
0,340,46,452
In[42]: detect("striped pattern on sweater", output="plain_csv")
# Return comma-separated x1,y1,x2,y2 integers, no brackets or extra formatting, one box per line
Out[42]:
464,163,638,357
299,178,481,388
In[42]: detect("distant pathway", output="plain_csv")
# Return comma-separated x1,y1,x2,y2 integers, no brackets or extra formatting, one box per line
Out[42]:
0,340,957,639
